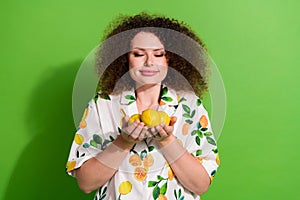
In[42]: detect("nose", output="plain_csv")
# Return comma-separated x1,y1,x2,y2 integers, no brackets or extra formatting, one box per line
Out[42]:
144,54,153,67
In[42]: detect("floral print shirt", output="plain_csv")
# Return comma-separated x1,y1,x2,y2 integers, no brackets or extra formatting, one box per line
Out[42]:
66,86,220,200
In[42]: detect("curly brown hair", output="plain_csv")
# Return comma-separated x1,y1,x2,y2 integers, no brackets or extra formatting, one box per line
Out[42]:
95,12,210,98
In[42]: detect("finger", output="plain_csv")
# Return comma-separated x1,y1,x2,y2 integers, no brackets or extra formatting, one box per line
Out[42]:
155,125,168,138
144,128,153,138
169,116,177,126
150,127,158,137
163,125,174,135
122,116,130,127
130,122,144,140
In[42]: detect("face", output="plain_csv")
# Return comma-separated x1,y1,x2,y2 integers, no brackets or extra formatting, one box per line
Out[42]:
128,32,168,87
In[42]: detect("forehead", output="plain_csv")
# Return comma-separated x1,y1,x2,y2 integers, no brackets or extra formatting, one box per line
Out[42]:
130,32,164,49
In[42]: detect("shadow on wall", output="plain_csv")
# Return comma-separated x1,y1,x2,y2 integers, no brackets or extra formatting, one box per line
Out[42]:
4,61,95,200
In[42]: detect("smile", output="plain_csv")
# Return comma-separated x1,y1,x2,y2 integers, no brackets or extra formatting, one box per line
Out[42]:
139,70,159,76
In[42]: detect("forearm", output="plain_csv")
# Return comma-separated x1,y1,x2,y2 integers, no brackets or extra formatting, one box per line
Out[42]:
158,136,210,195
75,136,134,193
75,157,117,193
170,152,210,195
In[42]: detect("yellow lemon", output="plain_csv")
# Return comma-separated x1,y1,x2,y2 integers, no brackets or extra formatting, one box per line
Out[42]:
74,134,84,145
128,114,141,125
141,109,160,127
66,160,76,172
158,111,171,125
118,181,132,195
216,154,220,165
168,168,174,181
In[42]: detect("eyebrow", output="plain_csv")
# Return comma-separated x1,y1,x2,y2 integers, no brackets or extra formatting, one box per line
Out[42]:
131,47,165,51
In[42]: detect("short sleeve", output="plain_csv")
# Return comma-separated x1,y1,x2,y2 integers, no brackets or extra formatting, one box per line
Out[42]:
65,98,104,176
182,95,220,182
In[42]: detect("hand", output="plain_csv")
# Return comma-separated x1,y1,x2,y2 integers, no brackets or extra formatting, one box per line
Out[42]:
120,116,152,143
151,116,177,145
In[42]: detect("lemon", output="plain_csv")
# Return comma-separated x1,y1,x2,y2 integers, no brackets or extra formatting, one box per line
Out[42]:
141,109,161,127
66,160,76,172
158,111,170,125
128,114,141,125
118,181,132,195
74,134,84,145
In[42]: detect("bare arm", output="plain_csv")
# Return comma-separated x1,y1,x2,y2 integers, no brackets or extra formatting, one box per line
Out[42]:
75,118,149,194
75,136,133,193
154,118,211,195
158,135,210,195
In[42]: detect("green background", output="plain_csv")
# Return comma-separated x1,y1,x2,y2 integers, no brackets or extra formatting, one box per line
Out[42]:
1,0,299,199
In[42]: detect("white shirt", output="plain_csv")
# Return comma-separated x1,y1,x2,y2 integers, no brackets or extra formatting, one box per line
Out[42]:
66,85,220,200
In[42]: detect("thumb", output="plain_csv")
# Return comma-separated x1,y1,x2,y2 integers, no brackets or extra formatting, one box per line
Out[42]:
169,116,177,126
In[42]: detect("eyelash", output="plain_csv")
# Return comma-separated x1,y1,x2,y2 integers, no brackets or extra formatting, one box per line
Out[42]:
133,53,165,57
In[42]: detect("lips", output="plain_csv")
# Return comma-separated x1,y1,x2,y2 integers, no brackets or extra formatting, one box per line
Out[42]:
139,70,159,76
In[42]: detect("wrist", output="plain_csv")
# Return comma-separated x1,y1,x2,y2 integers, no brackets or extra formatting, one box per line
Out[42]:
157,134,176,148
113,135,135,151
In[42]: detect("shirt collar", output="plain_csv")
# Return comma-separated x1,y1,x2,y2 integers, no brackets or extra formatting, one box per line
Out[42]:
120,85,178,106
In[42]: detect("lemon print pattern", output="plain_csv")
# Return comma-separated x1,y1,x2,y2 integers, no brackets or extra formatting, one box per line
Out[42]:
74,134,84,145
66,160,76,172
79,108,89,128
119,181,132,195
66,86,220,199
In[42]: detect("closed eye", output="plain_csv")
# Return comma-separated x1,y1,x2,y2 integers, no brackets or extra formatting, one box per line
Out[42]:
133,53,144,57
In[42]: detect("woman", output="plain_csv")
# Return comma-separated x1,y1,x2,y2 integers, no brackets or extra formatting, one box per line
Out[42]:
66,13,220,200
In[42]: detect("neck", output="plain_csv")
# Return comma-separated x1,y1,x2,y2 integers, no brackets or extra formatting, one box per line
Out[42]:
135,83,162,112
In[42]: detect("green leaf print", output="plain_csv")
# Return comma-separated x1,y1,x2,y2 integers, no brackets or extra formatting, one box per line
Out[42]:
201,127,208,132
195,136,201,146
148,146,155,152
196,130,203,138
93,94,99,103
213,148,218,153
160,182,167,195
182,104,190,113
128,101,135,105
196,149,202,156
196,98,201,106
178,97,187,103
153,186,160,200
83,143,90,148
90,140,98,148
125,95,136,100
190,110,196,118
148,181,158,187
157,175,165,180
161,86,168,96
161,96,173,102
93,134,102,144
206,136,216,146
185,119,193,124
196,122,201,129
182,113,190,118
191,130,197,136
204,132,213,136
